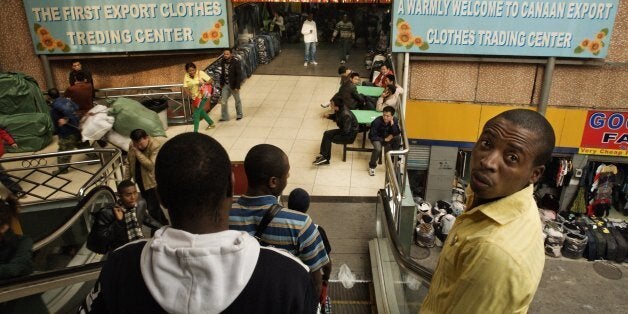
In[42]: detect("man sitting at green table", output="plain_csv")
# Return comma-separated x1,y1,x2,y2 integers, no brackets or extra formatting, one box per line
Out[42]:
314,94,358,166
368,106,401,176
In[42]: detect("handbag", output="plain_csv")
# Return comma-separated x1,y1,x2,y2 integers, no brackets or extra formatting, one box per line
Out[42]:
254,204,282,244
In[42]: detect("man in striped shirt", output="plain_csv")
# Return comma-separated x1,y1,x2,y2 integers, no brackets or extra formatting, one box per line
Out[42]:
229,144,330,296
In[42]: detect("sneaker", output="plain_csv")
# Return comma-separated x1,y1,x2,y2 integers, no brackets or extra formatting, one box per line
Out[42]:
304,62,308,66
313,156,329,165
206,123,216,129
219,118,228,122
340,60,346,64
368,168,375,176
313,154,323,162
236,116,243,120
320,102,330,108
346,55,350,61
311,61,318,65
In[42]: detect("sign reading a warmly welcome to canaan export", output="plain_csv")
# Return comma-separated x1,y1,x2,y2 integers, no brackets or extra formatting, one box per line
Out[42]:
392,0,619,58
23,0,229,54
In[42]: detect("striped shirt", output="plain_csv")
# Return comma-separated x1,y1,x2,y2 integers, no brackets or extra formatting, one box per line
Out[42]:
421,185,545,313
229,195,330,272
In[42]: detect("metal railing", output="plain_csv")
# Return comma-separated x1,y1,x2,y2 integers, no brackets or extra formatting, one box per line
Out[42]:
96,84,193,125
1,148,124,250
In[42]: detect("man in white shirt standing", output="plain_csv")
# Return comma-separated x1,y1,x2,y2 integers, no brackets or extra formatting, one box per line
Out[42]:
301,13,318,67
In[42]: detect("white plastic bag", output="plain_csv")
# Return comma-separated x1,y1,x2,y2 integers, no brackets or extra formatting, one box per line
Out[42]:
105,130,131,152
81,105,114,141
338,264,356,289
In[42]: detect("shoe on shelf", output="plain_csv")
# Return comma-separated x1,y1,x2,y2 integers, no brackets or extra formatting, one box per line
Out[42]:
320,102,330,108
52,167,69,176
206,123,216,129
311,61,318,65
368,168,375,176
304,62,308,66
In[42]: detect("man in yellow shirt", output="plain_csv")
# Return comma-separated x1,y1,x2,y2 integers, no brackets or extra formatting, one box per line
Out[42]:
421,109,555,313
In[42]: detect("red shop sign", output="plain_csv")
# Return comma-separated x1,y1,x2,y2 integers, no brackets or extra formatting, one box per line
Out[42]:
579,111,628,157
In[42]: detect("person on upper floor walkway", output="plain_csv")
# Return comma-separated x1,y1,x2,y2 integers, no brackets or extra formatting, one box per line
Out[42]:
332,14,355,64
64,70,94,117
182,62,216,132
229,144,330,298
301,13,318,67
219,48,244,121
421,109,555,313
69,60,93,87
81,133,317,313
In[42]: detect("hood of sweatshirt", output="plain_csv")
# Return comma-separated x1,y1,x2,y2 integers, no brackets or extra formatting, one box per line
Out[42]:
140,227,260,314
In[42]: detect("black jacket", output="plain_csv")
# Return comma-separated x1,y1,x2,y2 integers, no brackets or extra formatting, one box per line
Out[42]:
336,108,359,137
338,81,365,110
87,199,161,254
220,57,243,89
369,116,401,142
83,241,318,314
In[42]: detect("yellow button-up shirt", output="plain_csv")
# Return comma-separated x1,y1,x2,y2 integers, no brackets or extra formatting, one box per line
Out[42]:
183,70,211,99
421,185,545,314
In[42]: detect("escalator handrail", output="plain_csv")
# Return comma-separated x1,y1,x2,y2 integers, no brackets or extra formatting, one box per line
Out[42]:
378,189,433,282
0,148,123,250
0,262,103,303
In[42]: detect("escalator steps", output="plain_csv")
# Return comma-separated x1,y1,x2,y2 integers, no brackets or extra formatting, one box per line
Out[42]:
328,282,375,314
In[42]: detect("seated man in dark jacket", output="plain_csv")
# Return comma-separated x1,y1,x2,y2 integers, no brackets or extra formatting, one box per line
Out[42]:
368,106,401,176
338,72,373,110
87,180,162,254
314,94,358,166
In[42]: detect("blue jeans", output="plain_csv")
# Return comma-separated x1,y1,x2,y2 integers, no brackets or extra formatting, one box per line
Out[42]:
221,84,243,120
304,42,316,62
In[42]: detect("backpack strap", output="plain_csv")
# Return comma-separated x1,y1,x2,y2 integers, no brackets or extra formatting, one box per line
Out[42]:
254,204,282,242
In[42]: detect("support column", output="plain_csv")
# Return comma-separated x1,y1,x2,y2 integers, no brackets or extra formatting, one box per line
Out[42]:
39,55,55,90
538,57,555,116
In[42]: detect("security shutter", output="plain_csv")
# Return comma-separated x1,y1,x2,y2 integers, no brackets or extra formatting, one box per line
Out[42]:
408,144,430,170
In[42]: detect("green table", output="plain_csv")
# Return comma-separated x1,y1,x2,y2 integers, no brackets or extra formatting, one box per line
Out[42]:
357,86,384,97
343,110,381,161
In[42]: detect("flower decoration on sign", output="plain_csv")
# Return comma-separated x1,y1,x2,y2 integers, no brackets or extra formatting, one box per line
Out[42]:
574,28,607,56
199,19,225,45
34,23,70,53
394,18,428,51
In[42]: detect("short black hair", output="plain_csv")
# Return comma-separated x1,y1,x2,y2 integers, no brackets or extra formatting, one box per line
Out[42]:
288,188,310,213
48,88,60,99
385,84,397,95
71,60,81,65
117,180,135,193
184,62,196,71
244,144,288,187
338,66,347,75
224,48,233,53
156,133,232,224
130,129,148,142
331,93,344,110
382,106,396,116
349,72,360,79
490,109,555,166
385,74,396,83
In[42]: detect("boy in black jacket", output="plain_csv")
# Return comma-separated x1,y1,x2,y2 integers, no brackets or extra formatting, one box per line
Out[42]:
368,106,401,176
314,94,359,166
87,180,161,254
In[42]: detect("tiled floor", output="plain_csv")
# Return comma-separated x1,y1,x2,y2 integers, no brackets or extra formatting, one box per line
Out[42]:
165,74,384,197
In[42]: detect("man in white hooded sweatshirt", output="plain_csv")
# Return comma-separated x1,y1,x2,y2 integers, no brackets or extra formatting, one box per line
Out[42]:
301,13,318,67
81,133,317,314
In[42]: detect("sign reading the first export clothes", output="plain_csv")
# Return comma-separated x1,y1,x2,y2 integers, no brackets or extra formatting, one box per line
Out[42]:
392,0,619,57
23,0,229,54
579,111,628,157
